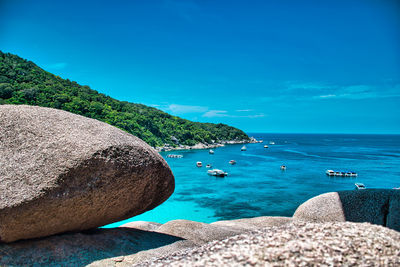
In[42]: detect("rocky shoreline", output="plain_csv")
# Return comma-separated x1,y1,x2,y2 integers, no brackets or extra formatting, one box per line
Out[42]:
154,137,262,152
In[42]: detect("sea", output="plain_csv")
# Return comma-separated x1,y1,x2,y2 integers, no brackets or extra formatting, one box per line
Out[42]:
105,133,400,228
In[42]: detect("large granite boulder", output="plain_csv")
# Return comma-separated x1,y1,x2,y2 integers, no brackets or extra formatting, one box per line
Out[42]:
293,189,400,231
0,227,185,266
0,105,174,242
142,222,400,266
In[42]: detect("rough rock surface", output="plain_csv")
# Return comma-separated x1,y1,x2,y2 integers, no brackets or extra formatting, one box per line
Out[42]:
211,216,292,230
0,105,174,242
156,219,242,245
141,222,400,266
293,192,346,222
293,189,400,231
121,221,162,232
0,216,290,266
0,227,184,266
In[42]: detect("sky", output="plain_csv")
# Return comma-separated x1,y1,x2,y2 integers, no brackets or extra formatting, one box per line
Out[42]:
1,0,399,134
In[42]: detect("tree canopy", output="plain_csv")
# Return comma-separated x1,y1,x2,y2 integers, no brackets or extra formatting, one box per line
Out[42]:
0,51,249,147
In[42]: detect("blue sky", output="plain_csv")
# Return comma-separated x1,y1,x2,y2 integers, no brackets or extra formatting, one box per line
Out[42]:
1,0,399,133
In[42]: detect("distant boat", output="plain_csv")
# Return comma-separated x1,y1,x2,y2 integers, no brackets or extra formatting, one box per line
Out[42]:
196,161,202,167
269,141,275,145
241,145,247,151
280,165,286,170
326,169,357,177
264,145,269,148
207,169,228,177
355,183,366,190
229,160,236,165
209,149,214,154
206,164,212,168
167,154,183,158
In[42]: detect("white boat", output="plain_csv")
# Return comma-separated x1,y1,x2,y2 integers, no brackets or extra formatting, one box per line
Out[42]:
355,183,366,190
326,170,357,177
280,165,286,170
241,145,247,151
264,145,269,148
196,161,202,167
167,154,183,158
229,160,236,165
206,164,212,168
269,141,275,145
209,149,214,154
325,170,335,176
207,169,228,177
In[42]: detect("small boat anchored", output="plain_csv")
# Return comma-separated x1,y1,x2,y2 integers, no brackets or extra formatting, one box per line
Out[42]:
326,170,357,177
280,165,286,170
229,160,236,165
206,164,212,168
167,154,183,158
207,169,228,177
241,145,247,151
209,149,214,154
269,141,275,145
355,183,366,190
196,161,202,167
264,145,269,148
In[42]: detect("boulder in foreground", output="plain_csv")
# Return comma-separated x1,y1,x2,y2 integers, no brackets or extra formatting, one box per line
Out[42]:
293,189,400,231
143,222,400,266
0,105,174,242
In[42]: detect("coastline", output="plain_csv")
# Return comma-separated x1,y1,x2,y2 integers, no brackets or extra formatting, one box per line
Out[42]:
154,137,262,152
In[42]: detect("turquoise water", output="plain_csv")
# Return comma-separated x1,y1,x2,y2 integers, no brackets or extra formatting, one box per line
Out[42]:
106,133,400,227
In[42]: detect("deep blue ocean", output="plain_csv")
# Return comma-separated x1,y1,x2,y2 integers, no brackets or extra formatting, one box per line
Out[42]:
106,133,400,227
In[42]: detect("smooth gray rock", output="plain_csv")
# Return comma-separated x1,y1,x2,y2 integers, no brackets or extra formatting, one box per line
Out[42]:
142,222,400,266
156,219,242,245
0,105,174,242
293,192,346,222
120,221,162,232
211,216,292,230
0,227,184,266
293,189,400,231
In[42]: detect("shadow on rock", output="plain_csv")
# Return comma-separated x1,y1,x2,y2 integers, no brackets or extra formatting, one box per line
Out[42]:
337,189,400,231
0,227,183,266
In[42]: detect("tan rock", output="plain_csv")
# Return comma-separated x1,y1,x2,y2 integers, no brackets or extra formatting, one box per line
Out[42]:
0,105,174,242
0,227,186,266
293,192,346,222
293,190,400,232
156,219,242,245
120,221,162,231
211,216,292,230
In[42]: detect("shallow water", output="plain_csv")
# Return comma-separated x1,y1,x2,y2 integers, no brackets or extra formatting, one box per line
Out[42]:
105,133,400,227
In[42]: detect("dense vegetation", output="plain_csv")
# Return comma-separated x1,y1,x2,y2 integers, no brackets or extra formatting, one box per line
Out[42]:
0,51,249,147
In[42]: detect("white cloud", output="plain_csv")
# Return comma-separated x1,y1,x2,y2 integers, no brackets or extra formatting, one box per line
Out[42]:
46,62,68,70
236,109,253,112
202,110,265,118
318,94,337,98
246,114,266,118
316,84,400,100
202,110,229,118
167,104,208,114
283,81,400,100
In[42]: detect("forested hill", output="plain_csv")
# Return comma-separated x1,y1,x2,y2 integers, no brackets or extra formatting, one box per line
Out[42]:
0,51,249,147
